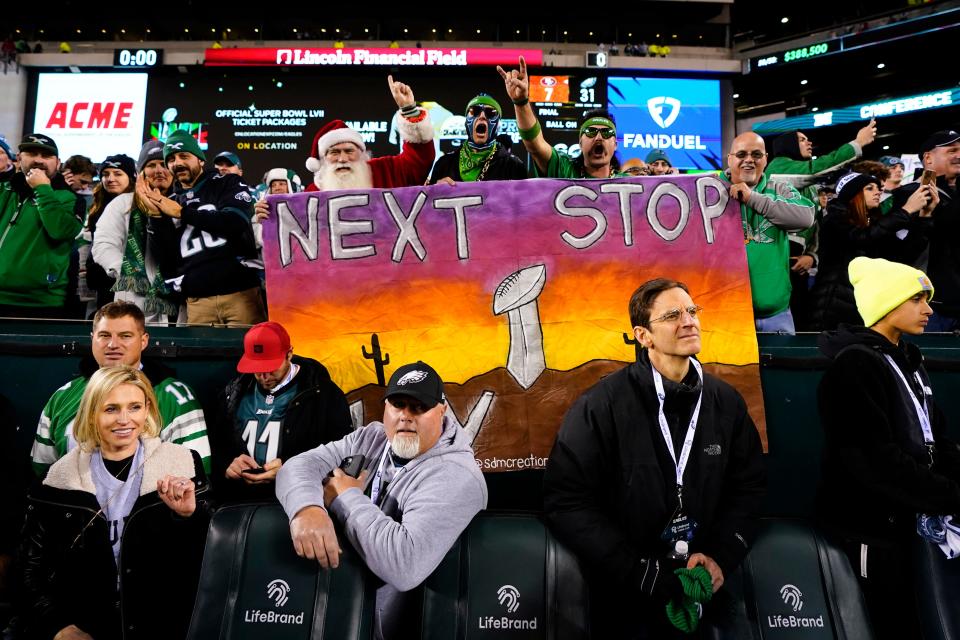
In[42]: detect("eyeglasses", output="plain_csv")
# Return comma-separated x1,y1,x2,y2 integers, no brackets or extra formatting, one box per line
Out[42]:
388,397,430,415
583,126,616,139
729,150,766,161
467,105,499,119
649,305,703,324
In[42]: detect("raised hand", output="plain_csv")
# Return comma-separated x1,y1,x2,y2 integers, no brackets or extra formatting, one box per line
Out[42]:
855,118,877,147
387,75,416,109
496,55,529,103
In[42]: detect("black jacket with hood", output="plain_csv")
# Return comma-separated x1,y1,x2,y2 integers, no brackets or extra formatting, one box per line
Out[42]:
807,202,914,330
211,355,353,503
18,441,209,640
543,351,765,636
816,325,960,545
891,176,960,316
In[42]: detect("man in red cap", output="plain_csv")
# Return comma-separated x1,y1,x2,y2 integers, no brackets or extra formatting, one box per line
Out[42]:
211,321,352,502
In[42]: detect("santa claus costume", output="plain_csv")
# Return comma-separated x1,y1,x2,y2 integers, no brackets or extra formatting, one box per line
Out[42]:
304,107,435,191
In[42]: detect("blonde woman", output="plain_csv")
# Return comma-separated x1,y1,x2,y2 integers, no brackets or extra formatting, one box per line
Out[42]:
20,366,209,640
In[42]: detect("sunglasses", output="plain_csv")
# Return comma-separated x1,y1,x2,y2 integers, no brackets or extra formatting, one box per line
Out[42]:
730,150,766,161
388,397,430,414
650,305,703,324
468,105,499,119
582,126,616,139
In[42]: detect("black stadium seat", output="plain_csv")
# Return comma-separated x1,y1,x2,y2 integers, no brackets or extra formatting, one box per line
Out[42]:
419,512,590,640
186,503,375,640
704,519,874,640
913,537,960,639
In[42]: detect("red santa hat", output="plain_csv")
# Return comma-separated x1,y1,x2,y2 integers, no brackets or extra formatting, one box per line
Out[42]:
305,120,366,174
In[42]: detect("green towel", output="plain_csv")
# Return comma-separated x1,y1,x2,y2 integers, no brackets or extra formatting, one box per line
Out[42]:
665,565,714,634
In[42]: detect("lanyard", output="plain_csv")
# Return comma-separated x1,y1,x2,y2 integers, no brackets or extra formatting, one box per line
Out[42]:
651,358,704,497
883,354,934,445
368,441,392,506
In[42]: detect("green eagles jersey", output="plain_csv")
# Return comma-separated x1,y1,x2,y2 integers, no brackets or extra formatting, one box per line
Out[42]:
235,380,298,465
32,374,210,476
720,172,815,318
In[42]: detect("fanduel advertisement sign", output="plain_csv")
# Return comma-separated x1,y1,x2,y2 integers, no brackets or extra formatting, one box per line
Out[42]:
609,77,723,170
32,73,148,162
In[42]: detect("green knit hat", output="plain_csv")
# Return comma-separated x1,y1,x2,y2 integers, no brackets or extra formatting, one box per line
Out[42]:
465,93,502,116
163,129,206,162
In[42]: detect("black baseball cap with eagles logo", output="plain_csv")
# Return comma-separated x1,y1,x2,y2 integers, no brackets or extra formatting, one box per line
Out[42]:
19,133,59,156
384,361,445,409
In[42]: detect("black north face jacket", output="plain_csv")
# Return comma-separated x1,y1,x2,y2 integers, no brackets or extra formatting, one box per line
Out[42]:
543,350,765,636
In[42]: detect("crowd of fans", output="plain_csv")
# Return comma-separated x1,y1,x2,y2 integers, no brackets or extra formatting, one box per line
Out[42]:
2,62,956,334
1,56,959,638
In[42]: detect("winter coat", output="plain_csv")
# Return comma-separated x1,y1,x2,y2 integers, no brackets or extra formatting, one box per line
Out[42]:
891,176,960,316
0,172,83,307
808,203,916,330
543,351,765,636
19,438,210,640
211,355,353,503
816,326,960,546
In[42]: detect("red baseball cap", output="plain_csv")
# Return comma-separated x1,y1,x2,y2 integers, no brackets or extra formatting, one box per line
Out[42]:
237,322,291,373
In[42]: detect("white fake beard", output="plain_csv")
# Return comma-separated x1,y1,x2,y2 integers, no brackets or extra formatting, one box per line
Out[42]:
315,159,373,190
390,432,421,460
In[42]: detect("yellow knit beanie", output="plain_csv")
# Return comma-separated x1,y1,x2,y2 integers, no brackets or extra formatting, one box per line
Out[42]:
849,257,934,327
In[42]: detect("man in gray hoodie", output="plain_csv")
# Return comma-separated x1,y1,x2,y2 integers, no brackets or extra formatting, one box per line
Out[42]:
276,360,488,639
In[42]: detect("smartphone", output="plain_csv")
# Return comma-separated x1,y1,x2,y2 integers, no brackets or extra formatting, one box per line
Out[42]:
241,467,268,475
339,455,366,478
921,170,937,186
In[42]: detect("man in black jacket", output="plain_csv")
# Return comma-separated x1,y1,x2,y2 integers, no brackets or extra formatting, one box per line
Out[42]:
891,129,958,331
543,278,765,638
139,129,265,326
429,93,526,184
212,321,353,503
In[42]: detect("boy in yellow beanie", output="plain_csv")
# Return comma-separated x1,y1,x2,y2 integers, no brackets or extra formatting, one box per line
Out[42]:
816,256,960,639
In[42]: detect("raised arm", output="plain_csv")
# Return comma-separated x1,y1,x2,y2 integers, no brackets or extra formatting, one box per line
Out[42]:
497,56,553,173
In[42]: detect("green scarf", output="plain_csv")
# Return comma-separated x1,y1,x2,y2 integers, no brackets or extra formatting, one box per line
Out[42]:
112,207,179,317
458,142,497,182
664,565,713,634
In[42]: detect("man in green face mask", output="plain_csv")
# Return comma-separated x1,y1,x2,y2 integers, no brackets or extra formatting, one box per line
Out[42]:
429,93,527,184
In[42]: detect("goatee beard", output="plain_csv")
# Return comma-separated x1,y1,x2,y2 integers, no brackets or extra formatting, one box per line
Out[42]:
390,433,421,460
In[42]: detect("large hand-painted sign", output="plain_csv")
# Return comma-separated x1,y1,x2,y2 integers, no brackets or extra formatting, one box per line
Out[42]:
262,176,764,471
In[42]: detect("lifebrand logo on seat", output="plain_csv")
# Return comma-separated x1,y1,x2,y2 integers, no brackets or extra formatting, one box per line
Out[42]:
243,578,306,625
767,583,824,629
477,584,538,631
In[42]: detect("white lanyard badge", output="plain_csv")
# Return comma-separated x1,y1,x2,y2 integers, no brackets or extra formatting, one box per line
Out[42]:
883,354,934,445
651,358,704,493
368,441,392,506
